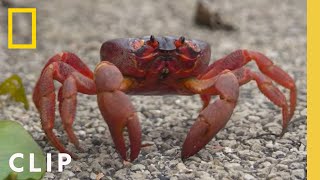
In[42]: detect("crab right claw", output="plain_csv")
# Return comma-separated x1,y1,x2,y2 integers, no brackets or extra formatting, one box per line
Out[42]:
95,62,142,161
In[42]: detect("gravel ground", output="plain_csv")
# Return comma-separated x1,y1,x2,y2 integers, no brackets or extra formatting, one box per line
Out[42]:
0,0,306,179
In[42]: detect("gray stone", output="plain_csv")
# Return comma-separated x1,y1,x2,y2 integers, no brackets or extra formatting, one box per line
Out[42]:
291,169,306,179
244,173,255,180
97,126,105,134
131,164,146,171
114,169,127,179
63,170,75,177
225,162,242,170
90,172,96,179
78,171,90,179
44,173,55,179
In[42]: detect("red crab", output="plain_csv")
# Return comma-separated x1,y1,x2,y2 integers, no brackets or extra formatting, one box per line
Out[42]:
33,35,296,161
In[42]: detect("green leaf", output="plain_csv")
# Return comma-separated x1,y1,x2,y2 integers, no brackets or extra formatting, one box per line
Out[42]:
0,120,46,180
0,75,29,110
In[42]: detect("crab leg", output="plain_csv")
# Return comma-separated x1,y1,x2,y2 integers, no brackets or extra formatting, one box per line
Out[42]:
232,67,290,134
200,50,296,120
33,53,96,157
95,61,141,161
199,50,296,133
182,70,239,159
40,52,94,79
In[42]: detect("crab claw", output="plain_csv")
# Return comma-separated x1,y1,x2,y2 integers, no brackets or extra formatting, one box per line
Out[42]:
95,62,141,161
97,91,141,161
181,71,239,159
181,100,235,159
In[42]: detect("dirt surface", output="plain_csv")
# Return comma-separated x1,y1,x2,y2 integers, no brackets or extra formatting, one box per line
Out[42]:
0,0,306,179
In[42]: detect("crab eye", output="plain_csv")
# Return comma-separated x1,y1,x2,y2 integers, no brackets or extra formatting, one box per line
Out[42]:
175,37,201,61
174,36,186,48
175,37,200,53
146,35,159,48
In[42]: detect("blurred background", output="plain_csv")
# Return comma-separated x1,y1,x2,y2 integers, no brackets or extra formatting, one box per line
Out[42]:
0,0,306,179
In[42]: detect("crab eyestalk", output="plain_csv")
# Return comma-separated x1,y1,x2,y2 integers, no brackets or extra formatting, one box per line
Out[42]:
179,36,185,44
150,35,155,42
174,36,186,47
147,35,158,48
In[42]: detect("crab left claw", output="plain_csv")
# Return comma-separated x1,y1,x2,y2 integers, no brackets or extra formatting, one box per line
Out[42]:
181,71,239,159
95,62,141,161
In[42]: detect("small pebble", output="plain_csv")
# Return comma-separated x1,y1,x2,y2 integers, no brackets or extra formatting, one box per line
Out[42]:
97,126,105,133
131,164,146,171
78,130,86,137
244,173,255,180
90,172,96,179
291,169,306,179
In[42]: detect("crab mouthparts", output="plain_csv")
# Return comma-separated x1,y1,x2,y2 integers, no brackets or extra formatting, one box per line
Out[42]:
155,55,176,79
157,56,175,61
159,67,170,79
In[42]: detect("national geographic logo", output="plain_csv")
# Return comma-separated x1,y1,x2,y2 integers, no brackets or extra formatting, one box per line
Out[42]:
7,8,37,49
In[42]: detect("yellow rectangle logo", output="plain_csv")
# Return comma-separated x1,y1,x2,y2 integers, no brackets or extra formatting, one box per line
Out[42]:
8,8,37,49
